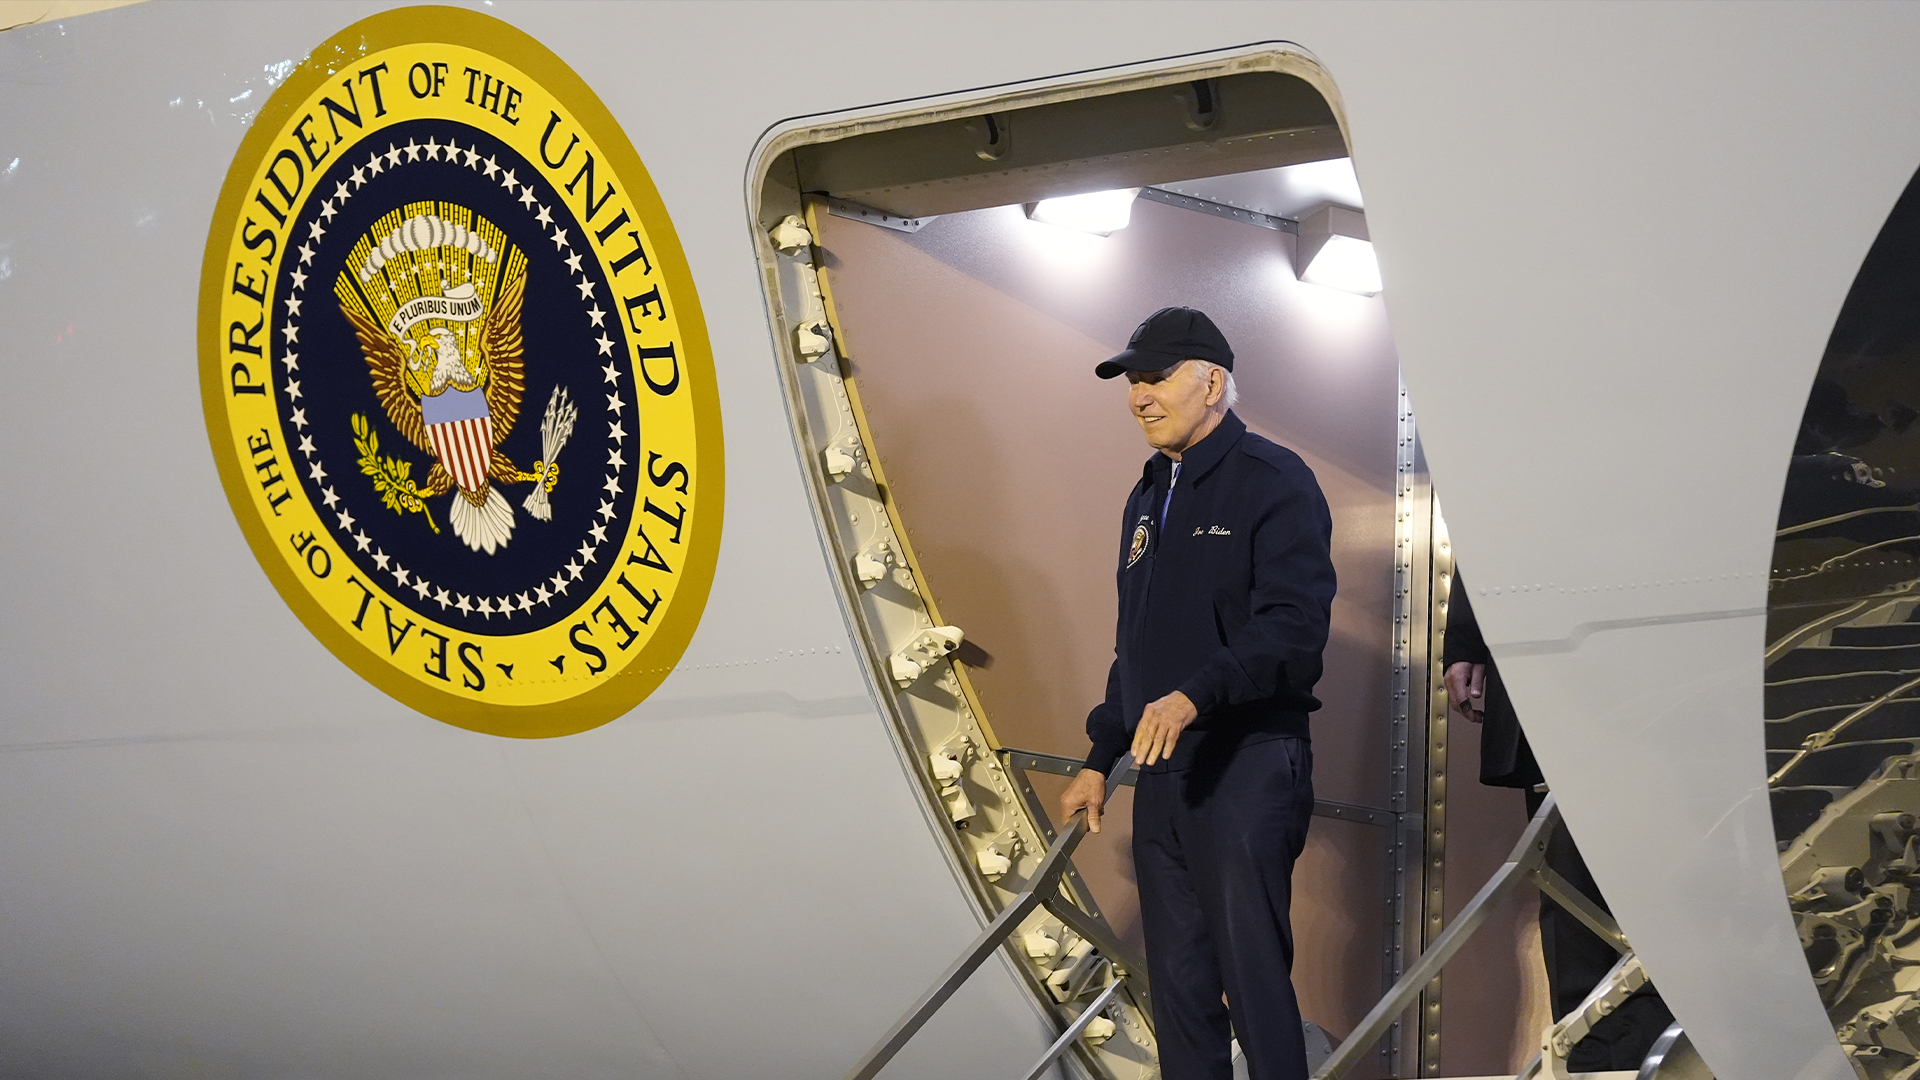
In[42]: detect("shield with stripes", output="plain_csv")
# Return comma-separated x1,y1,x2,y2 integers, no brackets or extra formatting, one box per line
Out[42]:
421,386,494,493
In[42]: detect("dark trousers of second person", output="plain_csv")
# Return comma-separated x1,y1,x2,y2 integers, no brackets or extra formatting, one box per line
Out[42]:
1134,736,1315,1080
1526,787,1675,1071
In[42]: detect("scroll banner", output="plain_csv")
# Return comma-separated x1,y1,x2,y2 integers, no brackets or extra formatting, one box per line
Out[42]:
389,286,485,336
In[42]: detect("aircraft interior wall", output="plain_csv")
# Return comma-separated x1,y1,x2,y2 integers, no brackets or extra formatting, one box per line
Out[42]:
813,184,1543,1074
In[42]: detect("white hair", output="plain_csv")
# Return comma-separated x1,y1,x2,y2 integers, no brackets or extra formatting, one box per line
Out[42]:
1190,360,1239,411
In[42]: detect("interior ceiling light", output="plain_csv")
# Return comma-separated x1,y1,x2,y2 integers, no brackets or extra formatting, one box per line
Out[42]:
1025,188,1141,235
1296,203,1382,296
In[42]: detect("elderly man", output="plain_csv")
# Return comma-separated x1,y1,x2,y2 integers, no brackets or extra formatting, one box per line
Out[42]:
1060,307,1336,1080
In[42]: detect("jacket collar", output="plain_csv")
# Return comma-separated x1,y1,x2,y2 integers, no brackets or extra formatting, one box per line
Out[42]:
1142,410,1245,485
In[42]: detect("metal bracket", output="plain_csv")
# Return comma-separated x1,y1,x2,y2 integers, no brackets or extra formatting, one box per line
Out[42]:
824,195,937,234
1384,372,1429,1076
1138,185,1298,232
890,625,964,688
1419,511,1454,1074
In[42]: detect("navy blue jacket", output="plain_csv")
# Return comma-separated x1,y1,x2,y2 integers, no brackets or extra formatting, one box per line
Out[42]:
1083,411,1336,775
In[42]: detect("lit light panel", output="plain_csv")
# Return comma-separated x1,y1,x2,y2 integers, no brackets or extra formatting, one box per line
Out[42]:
1301,234,1382,296
1026,188,1141,235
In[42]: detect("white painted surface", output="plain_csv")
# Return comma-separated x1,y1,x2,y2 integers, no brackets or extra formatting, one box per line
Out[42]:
1335,9,1920,1080
5,3,1920,1078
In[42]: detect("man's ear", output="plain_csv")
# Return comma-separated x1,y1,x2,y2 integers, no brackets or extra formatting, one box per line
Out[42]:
1206,366,1224,407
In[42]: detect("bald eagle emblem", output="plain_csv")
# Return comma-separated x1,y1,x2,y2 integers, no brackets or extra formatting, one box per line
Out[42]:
335,207,576,554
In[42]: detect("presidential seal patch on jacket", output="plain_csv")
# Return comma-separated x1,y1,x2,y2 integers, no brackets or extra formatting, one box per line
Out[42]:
1126,520,1150,568
198,7,722,737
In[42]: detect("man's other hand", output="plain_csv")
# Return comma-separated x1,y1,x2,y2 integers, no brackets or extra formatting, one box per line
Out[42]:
1060,768,1108,834
1132,690,1199,767
1444,661,1486,722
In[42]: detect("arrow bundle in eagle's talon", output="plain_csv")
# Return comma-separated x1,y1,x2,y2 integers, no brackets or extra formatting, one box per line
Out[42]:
523,386,577,521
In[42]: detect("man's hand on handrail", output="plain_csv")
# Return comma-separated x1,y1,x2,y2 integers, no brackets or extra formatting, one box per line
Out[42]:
1060,768,1107,833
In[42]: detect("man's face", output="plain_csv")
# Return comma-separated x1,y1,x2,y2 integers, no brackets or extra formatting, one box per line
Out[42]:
1127,360,1218,455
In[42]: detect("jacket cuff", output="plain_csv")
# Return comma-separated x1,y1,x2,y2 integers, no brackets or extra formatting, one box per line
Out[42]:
1082,738,1127,778
1177,674,1224,716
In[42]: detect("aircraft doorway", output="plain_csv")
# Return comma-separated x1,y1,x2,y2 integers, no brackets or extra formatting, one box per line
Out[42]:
752,52,1542,1079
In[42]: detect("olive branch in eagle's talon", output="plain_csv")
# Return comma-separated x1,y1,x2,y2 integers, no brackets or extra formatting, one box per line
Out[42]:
352,412,440,534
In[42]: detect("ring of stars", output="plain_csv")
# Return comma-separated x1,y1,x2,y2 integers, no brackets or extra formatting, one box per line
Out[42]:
278,130,633,625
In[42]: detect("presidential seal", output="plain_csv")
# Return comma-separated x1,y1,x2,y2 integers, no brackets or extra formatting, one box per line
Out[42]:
198,8,722,737
1126,521,1150,569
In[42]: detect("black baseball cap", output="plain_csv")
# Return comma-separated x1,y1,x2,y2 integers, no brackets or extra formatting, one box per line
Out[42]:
1095,306,1234,379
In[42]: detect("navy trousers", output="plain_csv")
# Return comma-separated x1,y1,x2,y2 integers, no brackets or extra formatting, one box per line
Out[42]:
1134,736,1314,1080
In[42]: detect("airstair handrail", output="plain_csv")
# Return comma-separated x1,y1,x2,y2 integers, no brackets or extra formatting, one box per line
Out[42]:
1315,794,1626,1080
844,754,1137,1080
1017,971,1130,1080
849,772,1626,1080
